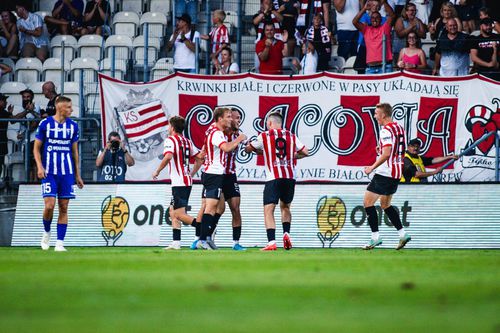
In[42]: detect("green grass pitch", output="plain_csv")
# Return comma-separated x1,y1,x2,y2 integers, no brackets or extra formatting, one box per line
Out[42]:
0,248,499,333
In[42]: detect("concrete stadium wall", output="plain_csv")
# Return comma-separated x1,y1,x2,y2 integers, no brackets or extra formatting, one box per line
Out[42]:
10,183,500,249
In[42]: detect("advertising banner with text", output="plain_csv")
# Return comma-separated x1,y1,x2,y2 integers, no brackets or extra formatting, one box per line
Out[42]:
99,72,500,182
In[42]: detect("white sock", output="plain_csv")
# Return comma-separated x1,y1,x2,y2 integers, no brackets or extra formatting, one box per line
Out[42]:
55,240,64,247
371,232,380,241
172,240,180,247
269,240,276,246
397,228,406,238
233,240,239,246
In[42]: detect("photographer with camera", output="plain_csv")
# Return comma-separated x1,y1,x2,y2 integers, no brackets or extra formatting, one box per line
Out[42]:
95,131,134,182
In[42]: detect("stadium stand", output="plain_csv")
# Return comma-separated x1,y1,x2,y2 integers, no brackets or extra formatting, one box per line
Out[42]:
105,35,133,63
113,11,140,37
120,0,145,13
42,57,71,86
0,82,27,108
50,35,78,63
77,34,104,59
343,56,357,74
329,56,346,73
140,11,167,40
101,58,128,80
151,57,174,80
14,58,43,85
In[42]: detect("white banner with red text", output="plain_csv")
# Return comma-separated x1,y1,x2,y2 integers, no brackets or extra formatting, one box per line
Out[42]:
99,72,500,182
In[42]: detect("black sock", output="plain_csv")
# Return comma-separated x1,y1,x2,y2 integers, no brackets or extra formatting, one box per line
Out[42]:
282,222,291,234
195,221,201,237
200,214,213,241
190,218,197,228
233,226,241,241
365,206,379,232
172,229,181,241
384,206,403,230
266,228,276,242
209,213,222,237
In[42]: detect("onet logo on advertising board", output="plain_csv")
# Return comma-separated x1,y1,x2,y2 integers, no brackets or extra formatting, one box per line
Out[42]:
100,195,178,245
316,196,412,246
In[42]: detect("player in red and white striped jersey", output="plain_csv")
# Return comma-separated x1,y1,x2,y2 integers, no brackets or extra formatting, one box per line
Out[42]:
246,112,309,251
152,116,204,250
363,103,411,250
197,107,246,250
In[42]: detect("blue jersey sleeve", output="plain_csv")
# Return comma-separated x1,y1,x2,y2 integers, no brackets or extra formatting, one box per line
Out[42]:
71,121,80,144
35,118,47,142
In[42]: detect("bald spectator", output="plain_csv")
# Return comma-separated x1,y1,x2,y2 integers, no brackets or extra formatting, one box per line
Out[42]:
41,82,59,118
15,4,49,62
433,19,470,77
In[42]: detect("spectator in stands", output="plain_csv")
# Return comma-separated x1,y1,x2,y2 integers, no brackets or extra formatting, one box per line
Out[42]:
429,1,462,41
401,138,458,182
0,11,19,59
334,0,361,61
479,7,500,34
96,131,134,182
306,13,331,71
353,0,396,74
354,0,387,74
256,22,288,74
470,18,499,81
397,32,428,73
411,0,433,25
292,41,318,74
278,0,299,56
393,3,427,58
15,4,49,62
166,14,200,74
45,0,85,37
432,18,470,76
81,0,112,36
451,0,477,34
201,10,229,65
0,63,12,77
41,81,59,118
16,89,40,182
296,0,331,37
175,0,198,28
212,46,239,75
253,0,284,42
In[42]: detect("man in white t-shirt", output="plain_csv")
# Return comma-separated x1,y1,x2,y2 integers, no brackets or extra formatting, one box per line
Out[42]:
166,13,200,73
197,107,246,250
334,0,362,60
15,4,49,62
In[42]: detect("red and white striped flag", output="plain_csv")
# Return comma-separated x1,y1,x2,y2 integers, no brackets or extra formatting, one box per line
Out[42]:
118,101,169,142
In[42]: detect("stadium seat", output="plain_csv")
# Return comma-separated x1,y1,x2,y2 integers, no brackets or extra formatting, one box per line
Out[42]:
244,1,260,17
27,81,50,108
50,35,78,62
133,35,160,67
149,0,171,15
77,35,104,59
151,57,174,80
42,57,71,86
105,35,133,63
101,58,128,80
70,58,99,87
113,11,140,37
225,11,239,28
282,57,299,75
140,12,167,39
14,58,42,85
329,56,346,73
120,0,145,13
343,56,357,74
0,57,15,84
0,81,27,107
61,82,81,117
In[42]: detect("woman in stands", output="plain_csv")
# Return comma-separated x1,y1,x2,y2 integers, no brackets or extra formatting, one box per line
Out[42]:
393,3,426,58
0,11,19,59
429,1,462,40
397,32,428,74
213,46,239,75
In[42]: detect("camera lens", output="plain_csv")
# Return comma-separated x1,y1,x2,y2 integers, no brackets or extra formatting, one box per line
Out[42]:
111,141,120,150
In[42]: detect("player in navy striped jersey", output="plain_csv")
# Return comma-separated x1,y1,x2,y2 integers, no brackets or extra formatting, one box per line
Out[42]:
152,116,204,250
34,96,84,252
246,112,309,251
363,103,411,250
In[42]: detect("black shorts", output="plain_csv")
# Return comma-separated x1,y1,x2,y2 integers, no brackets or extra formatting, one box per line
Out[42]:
201,172,224,200
170,186,192,210
222,173,240,199
263,179,296,205
367,174,400,196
